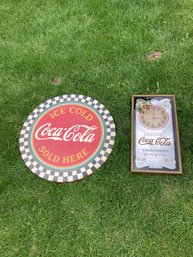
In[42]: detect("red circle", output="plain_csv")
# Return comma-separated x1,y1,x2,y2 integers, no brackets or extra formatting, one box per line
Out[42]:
32,104,103,168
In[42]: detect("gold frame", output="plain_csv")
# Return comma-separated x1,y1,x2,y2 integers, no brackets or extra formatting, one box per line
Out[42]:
131,95,182,175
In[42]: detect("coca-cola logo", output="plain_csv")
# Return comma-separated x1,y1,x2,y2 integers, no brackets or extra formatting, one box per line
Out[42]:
32,104,103,168
138,137,171,146
35,123,98,142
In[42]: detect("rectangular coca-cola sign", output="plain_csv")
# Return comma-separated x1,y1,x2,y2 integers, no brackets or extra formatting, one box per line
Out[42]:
131,95,182,174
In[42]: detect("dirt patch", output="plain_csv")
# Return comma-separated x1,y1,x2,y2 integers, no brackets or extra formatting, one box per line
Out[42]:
51,77,63,85
147,51,162,61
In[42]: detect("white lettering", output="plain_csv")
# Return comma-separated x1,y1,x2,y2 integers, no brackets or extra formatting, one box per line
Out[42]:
35,123,98,143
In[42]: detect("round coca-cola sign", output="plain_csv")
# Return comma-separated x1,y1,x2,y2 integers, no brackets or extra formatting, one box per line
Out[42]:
19,95,116,182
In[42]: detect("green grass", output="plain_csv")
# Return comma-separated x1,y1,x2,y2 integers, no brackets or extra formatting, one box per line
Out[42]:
1,0,193,256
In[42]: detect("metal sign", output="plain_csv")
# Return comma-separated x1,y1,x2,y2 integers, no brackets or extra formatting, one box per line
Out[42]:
20,95,116,182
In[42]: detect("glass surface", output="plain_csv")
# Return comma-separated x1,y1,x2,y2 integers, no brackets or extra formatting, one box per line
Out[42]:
132,95,181,173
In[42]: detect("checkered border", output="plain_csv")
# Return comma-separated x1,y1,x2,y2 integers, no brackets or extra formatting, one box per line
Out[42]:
19,95,116,183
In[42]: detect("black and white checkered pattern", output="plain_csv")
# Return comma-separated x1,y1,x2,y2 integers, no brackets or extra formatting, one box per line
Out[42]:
19,95,116,183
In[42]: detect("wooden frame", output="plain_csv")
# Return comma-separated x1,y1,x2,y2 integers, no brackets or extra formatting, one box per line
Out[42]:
131,95,182,174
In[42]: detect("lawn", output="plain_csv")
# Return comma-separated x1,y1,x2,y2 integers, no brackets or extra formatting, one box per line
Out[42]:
1,0,193,256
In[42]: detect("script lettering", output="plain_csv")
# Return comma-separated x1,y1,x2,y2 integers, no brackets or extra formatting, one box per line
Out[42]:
35,123,98,143
139,137,171,146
